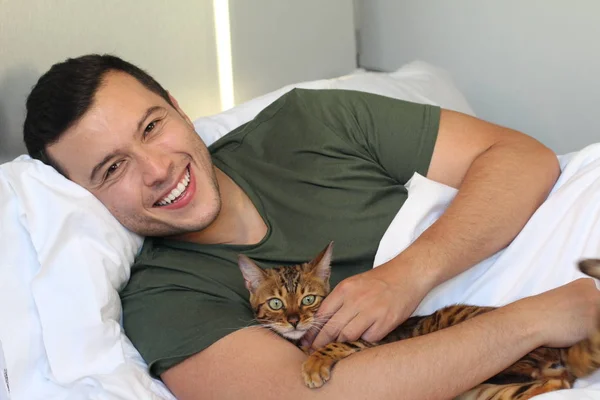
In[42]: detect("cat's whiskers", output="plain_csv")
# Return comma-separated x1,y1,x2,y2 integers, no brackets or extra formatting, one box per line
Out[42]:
237,317,264,325
307,316,346,328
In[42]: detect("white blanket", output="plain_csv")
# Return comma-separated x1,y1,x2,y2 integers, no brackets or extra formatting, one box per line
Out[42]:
374,143,600,398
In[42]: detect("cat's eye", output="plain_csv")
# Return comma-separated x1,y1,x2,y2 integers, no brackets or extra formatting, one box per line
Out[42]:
301,295,316,306
268,298,283,310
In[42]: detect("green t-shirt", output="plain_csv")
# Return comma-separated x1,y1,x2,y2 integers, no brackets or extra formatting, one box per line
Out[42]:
120,88,441,377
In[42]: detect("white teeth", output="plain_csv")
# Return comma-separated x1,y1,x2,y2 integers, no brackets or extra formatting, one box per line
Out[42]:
156,168,190,206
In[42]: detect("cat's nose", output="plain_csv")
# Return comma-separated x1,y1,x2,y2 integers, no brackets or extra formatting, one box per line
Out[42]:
288,314,300,328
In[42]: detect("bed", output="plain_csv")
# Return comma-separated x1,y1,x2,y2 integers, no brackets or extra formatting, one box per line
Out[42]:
1,61,599,400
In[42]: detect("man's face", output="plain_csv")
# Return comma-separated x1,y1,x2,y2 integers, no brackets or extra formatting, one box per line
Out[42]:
47,71,221,236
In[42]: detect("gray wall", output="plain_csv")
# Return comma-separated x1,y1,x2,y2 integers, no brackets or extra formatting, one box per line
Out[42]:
230,0,356,104
0,0,356,163
357,0,600,154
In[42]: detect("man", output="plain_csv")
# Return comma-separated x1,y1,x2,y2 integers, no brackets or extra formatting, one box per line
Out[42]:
23,54,599,400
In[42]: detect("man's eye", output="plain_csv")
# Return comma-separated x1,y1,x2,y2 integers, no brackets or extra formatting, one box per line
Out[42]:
106,161,122,177
144,121,157,136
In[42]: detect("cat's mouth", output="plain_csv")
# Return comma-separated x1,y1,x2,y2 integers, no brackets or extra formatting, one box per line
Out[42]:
270,325,309,340
281,329,308,340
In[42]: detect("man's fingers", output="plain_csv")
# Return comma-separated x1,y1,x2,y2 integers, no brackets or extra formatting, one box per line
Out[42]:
361,319,394,343
337,316,375,343
300,326,319,348
300,297,343,347
315,290,344,321
302,290,345,347
311,306,357,349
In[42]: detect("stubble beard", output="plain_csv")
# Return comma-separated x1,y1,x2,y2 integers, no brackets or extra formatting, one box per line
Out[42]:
123,139,222,237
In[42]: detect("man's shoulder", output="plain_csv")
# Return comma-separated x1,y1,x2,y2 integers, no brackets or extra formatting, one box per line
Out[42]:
264,87,380,113
282,87,378,105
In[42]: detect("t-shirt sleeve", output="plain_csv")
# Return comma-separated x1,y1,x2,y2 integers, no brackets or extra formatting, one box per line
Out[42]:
120,260,255,378
292,88,441,184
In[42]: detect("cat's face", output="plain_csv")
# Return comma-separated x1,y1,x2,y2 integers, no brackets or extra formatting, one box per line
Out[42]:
238,242,333,340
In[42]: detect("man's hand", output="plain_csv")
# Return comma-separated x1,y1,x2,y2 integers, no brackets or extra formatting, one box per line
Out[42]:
302,259,434,350
514,278,600,348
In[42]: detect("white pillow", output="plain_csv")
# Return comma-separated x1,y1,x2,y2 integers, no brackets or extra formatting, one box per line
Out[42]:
0,61,474,400
0,158,173,400
0,162,50,400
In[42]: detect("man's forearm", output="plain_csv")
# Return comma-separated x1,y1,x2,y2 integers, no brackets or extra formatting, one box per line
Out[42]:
396,135,560,290
312,300,544,400
164,280,597,400
177,300,544,400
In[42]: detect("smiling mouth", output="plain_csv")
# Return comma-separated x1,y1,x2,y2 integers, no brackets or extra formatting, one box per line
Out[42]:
154,166,191,207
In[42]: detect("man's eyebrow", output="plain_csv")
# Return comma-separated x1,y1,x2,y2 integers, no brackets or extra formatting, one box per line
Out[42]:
137,106,165,133
89,152,119,183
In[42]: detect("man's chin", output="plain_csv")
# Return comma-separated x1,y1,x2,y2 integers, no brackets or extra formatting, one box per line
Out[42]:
122,217,214,238
137,200,221,238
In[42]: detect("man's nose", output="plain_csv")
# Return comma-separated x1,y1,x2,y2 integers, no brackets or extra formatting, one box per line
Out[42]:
140,151,172,187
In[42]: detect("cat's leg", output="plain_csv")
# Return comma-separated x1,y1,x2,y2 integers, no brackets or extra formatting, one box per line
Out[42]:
455,378,571,400
563,328,600,378
302,339,374,388
491,347,573,385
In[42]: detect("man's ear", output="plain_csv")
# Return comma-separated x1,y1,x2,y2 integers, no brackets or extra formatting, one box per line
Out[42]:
238,254,267,293
168,91,194,126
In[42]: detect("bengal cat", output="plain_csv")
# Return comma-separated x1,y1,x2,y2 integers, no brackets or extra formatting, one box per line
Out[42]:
237,242,600,400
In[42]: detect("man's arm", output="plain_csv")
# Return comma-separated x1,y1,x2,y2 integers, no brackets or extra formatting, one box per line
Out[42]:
162,279,599,400
417,108,560,284
306,108,561,348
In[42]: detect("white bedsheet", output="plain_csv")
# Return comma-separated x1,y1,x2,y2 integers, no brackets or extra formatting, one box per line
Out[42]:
374,143,600,398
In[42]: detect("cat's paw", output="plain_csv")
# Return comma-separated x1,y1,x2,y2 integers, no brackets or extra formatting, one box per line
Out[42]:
302,353,335,389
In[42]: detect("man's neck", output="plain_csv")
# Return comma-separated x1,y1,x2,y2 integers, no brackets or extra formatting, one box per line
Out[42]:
174,168,267,246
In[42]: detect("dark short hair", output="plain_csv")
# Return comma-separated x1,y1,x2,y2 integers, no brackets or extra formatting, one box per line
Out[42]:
23,54,174,171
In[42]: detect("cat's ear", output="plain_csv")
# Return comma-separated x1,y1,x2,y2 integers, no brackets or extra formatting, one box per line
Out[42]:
238,254,267,293
309,241,334,282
